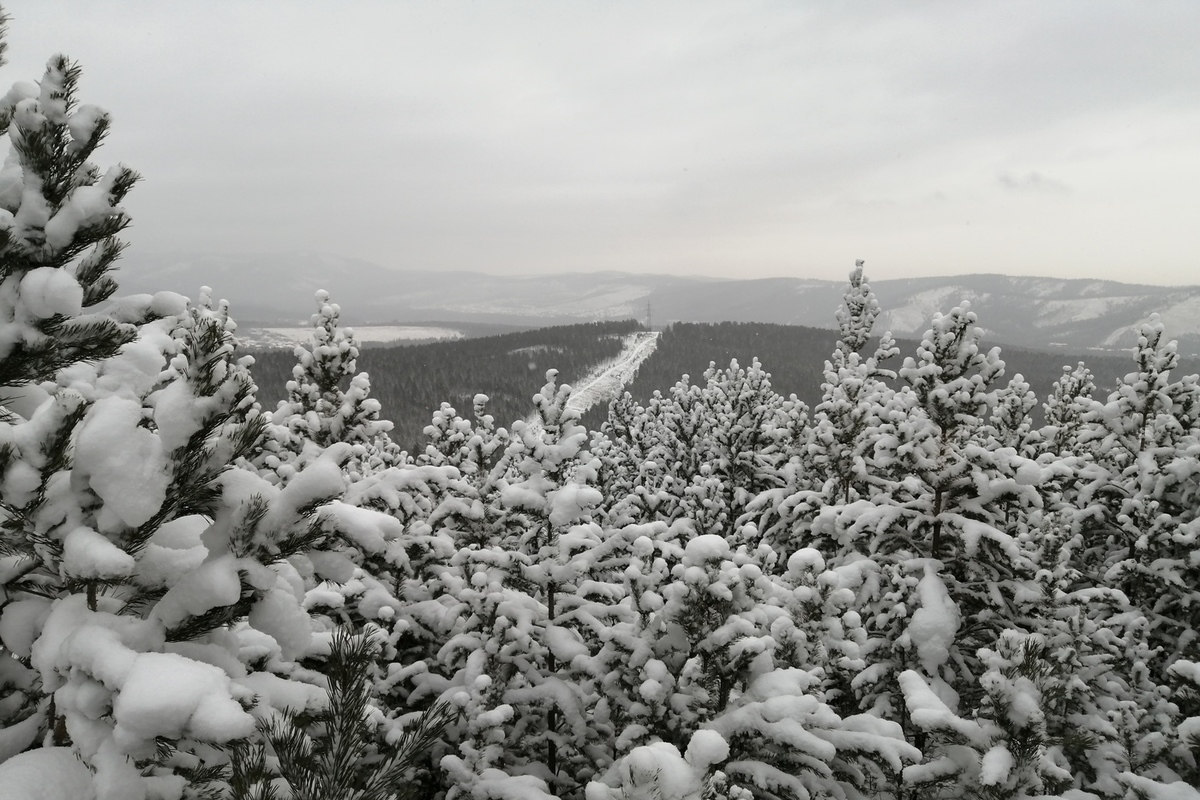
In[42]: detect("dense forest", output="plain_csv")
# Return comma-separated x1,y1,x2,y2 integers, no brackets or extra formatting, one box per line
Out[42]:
250,319,641,450
249,314,1190,453
609,320,1199,422
3,17,1200,800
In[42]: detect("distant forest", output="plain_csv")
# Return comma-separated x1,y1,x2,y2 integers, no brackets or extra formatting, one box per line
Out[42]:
250,319,641,451
252,317,1198,455
582,320,1197,432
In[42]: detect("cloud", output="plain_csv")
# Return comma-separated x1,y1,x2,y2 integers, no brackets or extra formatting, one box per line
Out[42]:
0,0,1196,285
997,172,1071,194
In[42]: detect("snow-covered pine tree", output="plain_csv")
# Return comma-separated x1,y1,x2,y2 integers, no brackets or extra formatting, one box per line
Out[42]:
805,303,1050,797
420,402,474,469
418,394,509,487
1038,362,1096,461
753,260,897,559
702,358,801,546
596,390,697,530
591,392,647,527
1071,317,1200,670
0,28,426,797
659,359,799,547
586,536,920,800
811,261,898,504
985,374,1039,459
431,370,607,798
267,290,401,483
0,47,138,392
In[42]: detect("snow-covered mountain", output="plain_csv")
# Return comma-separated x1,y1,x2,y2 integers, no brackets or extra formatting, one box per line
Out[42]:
116,251,1200,355
117,252,682,326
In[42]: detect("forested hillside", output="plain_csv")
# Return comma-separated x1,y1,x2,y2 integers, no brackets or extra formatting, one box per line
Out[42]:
592,320,1197,432
264,314,1189,448
251,318,641,450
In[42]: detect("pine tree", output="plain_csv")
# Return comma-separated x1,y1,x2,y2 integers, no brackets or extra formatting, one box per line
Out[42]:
0,27,427,797
1072,318,1200,670
1038,362,1095,460
234,628,454,800
986,374,1039,459
753,261,896,558
268,290,401,483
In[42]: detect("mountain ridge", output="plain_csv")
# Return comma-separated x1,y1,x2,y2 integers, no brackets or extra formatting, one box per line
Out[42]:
115,251,1200,356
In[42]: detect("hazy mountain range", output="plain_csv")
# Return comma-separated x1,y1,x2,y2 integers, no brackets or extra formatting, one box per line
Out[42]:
116,251,1200,356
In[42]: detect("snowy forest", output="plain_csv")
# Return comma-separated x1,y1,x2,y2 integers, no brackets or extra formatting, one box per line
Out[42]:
2,14,1200,800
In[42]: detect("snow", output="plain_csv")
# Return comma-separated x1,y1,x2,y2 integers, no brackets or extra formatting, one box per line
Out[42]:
1179,715,1200,742
545,624,590,663
979,744,1014,785
67,103,107,144
318,500,402,554
149,515,209,549
237,671,327,715
73,396,169,528
898,670,987,748
242,325,463,349
685,729,729,770
564,331,658,415
786,547,825,575
0,748,95,800
43,181,119,251
18,267,83,319
152,377,210,451
548,484,603,528
109,291,190,322
307,550,358,583
62,527,136,580
112,652,255,746
248,582,314,661
0,597,52,658
152,554,243,629
137,544,207,589
604,741,705,800
446,766,558,800
683,533,731,566
902,561,960,675
1117,774,1200,800
32,597,163,693
1168,660,1200,684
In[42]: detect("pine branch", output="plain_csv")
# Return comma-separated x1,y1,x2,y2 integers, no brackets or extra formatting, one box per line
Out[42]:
255,629,456,800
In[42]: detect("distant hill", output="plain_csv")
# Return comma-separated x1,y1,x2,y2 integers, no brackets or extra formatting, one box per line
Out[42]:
640,274,1200,358
117,251,1200,356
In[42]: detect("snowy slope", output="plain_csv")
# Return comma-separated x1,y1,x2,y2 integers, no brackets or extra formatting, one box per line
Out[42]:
525,332,659,433
565,331,659,414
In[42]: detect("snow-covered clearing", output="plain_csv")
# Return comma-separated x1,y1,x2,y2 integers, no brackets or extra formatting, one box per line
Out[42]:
525,332,658,431
242,325,463,349
564,331,658,414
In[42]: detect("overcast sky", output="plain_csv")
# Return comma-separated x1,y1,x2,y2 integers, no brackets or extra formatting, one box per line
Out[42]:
3,1,1198,284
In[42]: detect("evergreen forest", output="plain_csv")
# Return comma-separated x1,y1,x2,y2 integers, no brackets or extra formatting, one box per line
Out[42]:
250,319,640,451
0,13,1198,800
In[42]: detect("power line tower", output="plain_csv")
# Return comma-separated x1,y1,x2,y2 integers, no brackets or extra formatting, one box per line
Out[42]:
646,301,652,332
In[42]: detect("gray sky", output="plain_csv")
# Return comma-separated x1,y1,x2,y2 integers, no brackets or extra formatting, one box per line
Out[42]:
3,1,1199,284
